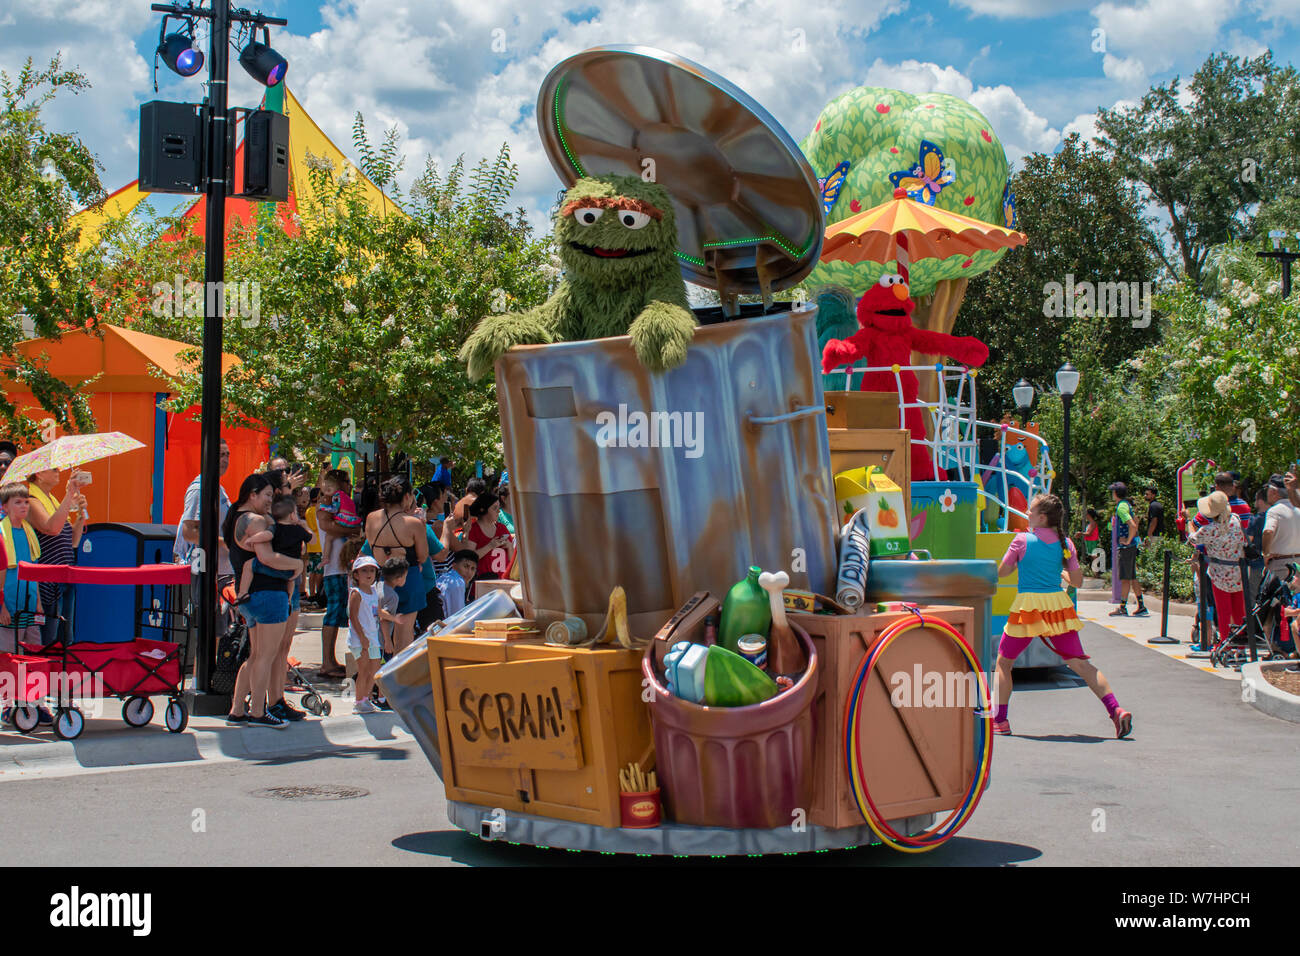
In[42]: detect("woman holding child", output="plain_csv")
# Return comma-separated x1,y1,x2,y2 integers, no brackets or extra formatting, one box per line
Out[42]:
223,473,302,729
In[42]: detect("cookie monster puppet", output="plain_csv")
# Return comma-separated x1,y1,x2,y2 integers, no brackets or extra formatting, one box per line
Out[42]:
460,175,696,380
821,267,988,481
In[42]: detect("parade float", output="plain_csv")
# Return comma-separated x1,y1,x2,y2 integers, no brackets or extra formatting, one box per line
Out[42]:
379,45,1053,856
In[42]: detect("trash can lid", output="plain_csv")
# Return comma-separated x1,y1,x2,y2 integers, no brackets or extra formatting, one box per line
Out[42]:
537,45,824,298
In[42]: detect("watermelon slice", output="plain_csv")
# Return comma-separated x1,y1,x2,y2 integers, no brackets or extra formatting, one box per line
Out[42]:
702,644,779,707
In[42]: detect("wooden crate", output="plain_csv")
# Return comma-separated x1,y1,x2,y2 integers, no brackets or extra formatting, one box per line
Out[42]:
790,606,976,830
426,635,653,828
825,390,902,431
827,427,911,519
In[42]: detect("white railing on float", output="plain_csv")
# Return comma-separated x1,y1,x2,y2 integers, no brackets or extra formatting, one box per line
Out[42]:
840,362,1054,532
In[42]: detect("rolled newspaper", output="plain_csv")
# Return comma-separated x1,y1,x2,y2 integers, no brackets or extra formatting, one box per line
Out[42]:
836,508,871,610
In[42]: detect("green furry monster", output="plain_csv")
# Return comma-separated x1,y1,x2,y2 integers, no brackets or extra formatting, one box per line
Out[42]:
460,175,695,380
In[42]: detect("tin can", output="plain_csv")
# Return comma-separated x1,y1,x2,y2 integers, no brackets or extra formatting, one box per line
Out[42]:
544,616,588,646
737,634,768,671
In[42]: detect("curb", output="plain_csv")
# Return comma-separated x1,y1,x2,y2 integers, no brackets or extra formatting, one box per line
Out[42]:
0,710,414,782
1241,661,1300,725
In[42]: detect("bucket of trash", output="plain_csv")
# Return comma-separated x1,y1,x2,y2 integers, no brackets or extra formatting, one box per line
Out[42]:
640,624,818,830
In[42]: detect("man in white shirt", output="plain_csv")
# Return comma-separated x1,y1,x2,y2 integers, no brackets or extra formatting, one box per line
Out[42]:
174,440,233,586
1262,473,1300,576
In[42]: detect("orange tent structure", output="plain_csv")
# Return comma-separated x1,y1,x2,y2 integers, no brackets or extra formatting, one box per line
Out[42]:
3,325,268,525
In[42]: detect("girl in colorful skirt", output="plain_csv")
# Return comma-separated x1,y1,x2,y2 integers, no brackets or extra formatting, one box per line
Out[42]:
993,493,1133,739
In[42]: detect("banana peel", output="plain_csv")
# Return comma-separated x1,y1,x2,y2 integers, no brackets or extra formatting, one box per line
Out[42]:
553,586,645,649
598,585,644,649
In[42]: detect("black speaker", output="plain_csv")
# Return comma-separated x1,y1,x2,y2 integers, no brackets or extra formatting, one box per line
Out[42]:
138,100,205,194
239,108,289,201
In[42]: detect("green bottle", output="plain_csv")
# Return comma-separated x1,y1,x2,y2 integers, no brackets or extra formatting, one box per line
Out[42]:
719,566,772,653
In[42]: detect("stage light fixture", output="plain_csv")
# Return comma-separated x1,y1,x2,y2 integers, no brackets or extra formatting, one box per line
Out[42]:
239,28,288,87
158,21,204,77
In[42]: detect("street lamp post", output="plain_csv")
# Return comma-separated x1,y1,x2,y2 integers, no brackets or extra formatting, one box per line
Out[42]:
1256,230,1299,299
149,1,288,715
1013,378,1034,426
1056,363,1080,531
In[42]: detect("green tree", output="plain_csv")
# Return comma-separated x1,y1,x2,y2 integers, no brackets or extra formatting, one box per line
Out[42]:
952,133,1160,422
159,120,555,473
0,57,105,441
1095,52,1300,281
1148,251,1300,477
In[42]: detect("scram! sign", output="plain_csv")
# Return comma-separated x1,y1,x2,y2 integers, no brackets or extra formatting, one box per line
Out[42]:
446,657,583,771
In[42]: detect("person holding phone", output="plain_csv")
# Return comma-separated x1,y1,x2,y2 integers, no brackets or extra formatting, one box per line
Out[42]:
25,467,90,646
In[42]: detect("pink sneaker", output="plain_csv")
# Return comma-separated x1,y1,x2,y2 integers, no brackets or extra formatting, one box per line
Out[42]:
1111,708,1133,739
992,718,1011,736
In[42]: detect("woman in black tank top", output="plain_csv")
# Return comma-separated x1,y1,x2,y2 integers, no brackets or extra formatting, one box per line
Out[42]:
364,476,428,654
221,474,303,727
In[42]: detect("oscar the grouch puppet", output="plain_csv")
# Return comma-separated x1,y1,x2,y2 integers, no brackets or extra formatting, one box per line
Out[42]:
460,175,696,380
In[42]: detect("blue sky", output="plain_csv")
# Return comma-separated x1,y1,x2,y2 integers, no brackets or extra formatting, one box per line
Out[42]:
3,0,1297,231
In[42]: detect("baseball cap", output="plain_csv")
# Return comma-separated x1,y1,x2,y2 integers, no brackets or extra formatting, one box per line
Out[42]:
352,555,380,573
1268,474,1287,490
1108,481,1128,496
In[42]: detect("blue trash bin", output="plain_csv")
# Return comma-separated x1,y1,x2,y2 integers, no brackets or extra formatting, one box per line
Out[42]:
72,523,180,644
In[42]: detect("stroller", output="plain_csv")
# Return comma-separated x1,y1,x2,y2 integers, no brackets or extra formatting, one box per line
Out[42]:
1209,564,1295,669
215,584,331,716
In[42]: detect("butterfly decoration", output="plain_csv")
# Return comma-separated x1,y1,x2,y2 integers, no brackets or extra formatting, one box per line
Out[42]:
1002,180,1018,229
889,140,956,205
818,160,849,216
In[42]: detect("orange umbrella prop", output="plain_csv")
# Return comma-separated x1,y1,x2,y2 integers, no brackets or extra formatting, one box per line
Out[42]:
822,188,1027,268
6,432,147,483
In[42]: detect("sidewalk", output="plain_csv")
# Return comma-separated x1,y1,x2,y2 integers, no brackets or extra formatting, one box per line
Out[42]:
0,614,408,782
1076,597,1240,682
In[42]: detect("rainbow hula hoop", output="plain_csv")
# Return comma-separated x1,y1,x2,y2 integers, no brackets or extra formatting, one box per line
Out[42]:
842,614,994,853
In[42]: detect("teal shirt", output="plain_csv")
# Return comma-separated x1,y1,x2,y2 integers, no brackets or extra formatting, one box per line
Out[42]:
3,525,42,627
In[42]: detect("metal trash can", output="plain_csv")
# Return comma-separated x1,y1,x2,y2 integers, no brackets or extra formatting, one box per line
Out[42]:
641,624,817,829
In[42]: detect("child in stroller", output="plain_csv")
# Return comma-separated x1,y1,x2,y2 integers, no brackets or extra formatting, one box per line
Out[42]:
1210,562,1296,669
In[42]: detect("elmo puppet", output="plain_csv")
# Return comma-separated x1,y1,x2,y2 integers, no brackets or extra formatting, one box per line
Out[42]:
822,270,989,481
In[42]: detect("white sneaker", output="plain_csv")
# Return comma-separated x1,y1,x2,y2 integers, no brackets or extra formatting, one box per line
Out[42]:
354,699,378,714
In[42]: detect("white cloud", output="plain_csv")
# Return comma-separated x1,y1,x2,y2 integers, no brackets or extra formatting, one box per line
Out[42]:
238,0,913,234
948,0,1095,16
1091,0,1242,77
1226,30,1269,59
1101,53,1147,86
862,58,1060,165
1250,0,1300,24
0,1,154,193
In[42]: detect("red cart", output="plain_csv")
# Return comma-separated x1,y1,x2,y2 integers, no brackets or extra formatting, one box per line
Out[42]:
10,561,193,740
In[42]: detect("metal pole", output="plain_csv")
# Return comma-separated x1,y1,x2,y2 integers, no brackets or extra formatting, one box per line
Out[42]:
1149,549,1178,644
1189,558,1213,657
1061,393,1071,532
190,0,231,715
1241,557,1257,663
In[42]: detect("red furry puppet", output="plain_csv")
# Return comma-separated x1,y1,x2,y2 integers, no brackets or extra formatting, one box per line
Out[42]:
822,271,989,481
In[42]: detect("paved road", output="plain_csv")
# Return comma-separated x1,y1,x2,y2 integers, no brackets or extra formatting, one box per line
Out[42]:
0,622,1294,866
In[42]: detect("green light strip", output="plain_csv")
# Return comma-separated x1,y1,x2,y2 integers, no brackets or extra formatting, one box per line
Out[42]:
675,251,706,266
553,80,586,178
702,232,809,259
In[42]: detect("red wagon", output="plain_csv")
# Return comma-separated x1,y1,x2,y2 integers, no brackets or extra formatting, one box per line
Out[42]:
9,561,193,740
